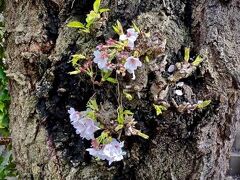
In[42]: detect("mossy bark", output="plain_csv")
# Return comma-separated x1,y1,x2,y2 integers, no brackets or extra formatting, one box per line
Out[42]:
4,0,240,179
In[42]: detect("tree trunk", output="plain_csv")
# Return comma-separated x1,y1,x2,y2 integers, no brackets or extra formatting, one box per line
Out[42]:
4,0,240,179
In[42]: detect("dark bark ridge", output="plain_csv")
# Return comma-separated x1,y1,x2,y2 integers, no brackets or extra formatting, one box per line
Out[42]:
4,0,240,179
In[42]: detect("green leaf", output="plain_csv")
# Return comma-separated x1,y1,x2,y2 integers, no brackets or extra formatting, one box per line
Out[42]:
67,21,85,28
81,28,90,33
87,99,99,111
153,104,167,116
0,112,8,128
99,8,110,13
0,102,5,112
114,124,124,132
112,20,123,35
197,100,211,109
71,54,86,66
123,110,134,115
136,131,149,139
97,131,112,144
192,55,203,66
102,71,111,79
93,0,101,13
69,70,80,75
0,67,6,80
0,90,10,102
113,26,119,35
145,55,150,63
0,128,9,137
86,68,94,78
0,123,4,129
132,22,140,33
86,11,100,28
117,107,124,125
87,111,96,120
106,77,117,84
123,91,133,101
184,47,190,62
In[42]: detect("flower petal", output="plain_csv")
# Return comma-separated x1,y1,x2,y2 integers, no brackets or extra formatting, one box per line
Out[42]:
87,138,125,165
127,40,135,49
69,108,100,140
119,34,127,41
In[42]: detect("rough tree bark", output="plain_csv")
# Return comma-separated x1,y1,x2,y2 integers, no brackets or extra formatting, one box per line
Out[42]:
4,0,240,179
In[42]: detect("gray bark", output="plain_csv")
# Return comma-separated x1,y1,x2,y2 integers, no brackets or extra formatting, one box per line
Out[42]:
4,0,240,179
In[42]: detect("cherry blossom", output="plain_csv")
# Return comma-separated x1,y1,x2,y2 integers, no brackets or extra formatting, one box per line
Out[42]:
93,50,111,70
86,148,108,161
86,138,126,165
119,28,139,49
124,56,142,80
68,107,81,122
68,108,100,140
103,139,126,165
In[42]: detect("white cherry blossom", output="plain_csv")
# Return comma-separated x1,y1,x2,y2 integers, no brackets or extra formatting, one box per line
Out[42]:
103,139,126,165
86,138,126,165
86,148,108,161
68,107,81,122
119,28,139,49
68,108,100,140
124,56,142,80
93,50,111,70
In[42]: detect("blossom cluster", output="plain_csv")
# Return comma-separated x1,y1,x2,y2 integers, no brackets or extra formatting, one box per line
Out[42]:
68,108,126,165
68,108,100,140
87,139,126,165
93,28,142,80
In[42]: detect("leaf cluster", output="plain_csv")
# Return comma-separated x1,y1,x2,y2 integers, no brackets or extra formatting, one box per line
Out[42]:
67,0,109,33
0,148,17,179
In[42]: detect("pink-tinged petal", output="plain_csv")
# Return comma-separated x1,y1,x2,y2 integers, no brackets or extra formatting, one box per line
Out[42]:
93,50,111,70
124,57,142,72
68,108,81,122
86,148,108,160
124,61,136,71
87,138,125,165
119,28,138,50
124,57,142,80
69,108,100,140
68,107,75,115
135,58,142,67
96,59,108,69
119,34,127,41
126,28,138,41
102,138,126,165
128,36,137,43
93,50,101,58
86,148,98,156
127,40,135,50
